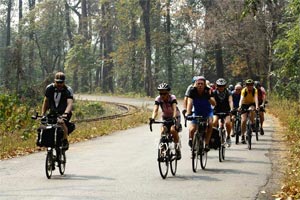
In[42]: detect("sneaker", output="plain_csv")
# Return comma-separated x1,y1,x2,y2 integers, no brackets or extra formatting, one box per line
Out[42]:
62,139,69,150
260,128,264,135
241,136,246,144
188,139,192,148
226,137,232,147
204,144,210,152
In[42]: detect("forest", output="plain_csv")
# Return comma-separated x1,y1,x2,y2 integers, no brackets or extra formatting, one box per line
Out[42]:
0,0,299,99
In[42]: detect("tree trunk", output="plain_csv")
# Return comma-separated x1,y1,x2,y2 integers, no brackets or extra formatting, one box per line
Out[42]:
140,0,153,96
215,42,224,78
166,0,172,86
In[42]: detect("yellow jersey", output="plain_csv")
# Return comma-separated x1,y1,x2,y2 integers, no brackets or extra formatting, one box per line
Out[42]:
241,88,257,104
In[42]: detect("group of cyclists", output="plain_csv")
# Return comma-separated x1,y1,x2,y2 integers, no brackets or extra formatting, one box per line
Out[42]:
150,76,267,160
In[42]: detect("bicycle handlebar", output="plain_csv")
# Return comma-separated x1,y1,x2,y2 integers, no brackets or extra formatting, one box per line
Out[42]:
149,118,174,132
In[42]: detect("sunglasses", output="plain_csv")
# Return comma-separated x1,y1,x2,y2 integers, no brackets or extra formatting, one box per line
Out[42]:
159,93,168,96
55,81,64,84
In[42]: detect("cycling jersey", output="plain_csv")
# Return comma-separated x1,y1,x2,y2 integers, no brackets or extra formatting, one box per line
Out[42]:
45,83,73,116
154,94,180,119
232,91,241,108
241,87,257,105
187,86,213,118
256,86,266,105
213,89,231,113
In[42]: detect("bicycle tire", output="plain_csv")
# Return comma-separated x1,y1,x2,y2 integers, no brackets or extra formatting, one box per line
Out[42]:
45,151,53,179
235,119,240,144
192,133,199,172
199,133,207,169
58,149,66,175
219,129,226,162
158,145,169,179
170,145,177,176
255,117,260,141
247,121,252,150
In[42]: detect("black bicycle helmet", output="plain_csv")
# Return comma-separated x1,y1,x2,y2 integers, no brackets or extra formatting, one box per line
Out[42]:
216,78,227,86
254,81,261,87
157,82,171,91
245,79,254,85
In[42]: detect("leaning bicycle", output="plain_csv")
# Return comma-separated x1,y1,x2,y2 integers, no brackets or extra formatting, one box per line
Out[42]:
32,113,67,179
149,119,179,179
185,115,208,172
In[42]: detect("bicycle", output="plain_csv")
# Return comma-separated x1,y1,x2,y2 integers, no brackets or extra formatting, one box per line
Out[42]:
232,109,241,144
214,112,230,162
254,109,260,141
241,107,255,150
32,113,67,179
149,119,179,179
185,115,208,172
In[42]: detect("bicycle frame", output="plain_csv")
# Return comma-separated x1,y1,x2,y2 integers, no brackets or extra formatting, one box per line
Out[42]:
149,119,178,179
214,112,229,162
185,115,208,171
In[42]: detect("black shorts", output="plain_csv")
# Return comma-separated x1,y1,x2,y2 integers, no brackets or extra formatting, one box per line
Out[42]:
241,103,255,114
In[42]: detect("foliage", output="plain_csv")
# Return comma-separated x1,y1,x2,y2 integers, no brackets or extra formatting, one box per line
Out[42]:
0,97,151,160
273,0,300,100
268,94,300,199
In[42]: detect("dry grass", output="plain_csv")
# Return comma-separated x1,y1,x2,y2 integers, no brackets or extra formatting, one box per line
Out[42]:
268,95,300,199
0,104,151,160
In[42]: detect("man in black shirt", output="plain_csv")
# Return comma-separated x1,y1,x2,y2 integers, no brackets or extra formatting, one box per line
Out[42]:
41,72,74,149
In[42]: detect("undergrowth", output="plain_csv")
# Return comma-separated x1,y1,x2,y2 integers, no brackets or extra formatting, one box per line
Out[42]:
268,94,300,199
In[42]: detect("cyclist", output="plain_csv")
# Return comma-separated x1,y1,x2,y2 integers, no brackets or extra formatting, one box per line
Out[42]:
212,78,234,146
238,79,259,144
186,76,216,152
182,76,199,116
254,81,267,135
41,72,74,150
150,83,182,160
231,84,242,137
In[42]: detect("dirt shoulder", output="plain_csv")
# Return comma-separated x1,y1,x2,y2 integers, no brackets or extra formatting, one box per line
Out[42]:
257,113,287,199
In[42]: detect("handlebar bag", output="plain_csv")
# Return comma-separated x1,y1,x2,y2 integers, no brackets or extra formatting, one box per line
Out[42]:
36,126,63,147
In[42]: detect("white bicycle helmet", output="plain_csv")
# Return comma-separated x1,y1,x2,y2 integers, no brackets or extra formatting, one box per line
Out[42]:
157,82,171,91
216,78,227,86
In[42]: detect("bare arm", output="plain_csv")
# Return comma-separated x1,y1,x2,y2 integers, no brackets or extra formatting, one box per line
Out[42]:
187,98,193,115
41,97,49,116
151,104,159,119
64,98,73,114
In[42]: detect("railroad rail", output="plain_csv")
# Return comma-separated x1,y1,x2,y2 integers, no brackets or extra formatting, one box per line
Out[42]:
72,102,139,123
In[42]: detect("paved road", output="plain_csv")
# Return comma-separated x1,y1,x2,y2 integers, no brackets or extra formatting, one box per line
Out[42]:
0,95,277,199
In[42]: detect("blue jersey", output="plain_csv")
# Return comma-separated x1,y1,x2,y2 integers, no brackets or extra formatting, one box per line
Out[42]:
187,87,213,118
232,91,241,108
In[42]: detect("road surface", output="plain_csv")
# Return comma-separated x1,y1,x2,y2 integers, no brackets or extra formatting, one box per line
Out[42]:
0,95,281,199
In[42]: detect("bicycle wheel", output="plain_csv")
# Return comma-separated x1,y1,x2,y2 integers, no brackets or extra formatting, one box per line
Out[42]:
58,149,66,175
45,150,53,179
247,122,252,150
199,139,207,169
219,129,225,162
255,117,259,141
192,133,200,172
235,119,240,144
157,144,169,179
170,145,177,176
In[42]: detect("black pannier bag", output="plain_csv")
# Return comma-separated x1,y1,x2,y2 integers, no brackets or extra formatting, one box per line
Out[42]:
209,127,221,150
36,126,63,147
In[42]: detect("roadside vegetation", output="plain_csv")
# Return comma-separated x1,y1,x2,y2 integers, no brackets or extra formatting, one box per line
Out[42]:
268,94,300,199
0,94,151,160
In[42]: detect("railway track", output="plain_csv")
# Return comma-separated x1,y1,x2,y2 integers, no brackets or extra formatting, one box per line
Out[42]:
72,102,139,123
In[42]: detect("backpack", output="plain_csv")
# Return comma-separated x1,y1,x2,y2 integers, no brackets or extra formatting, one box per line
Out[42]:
244,88,256,97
